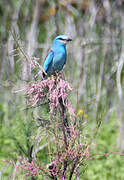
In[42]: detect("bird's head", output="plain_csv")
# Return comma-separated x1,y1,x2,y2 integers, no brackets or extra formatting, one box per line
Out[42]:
52,35,72,47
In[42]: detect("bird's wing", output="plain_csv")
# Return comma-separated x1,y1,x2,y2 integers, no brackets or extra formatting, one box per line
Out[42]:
44,50,54,72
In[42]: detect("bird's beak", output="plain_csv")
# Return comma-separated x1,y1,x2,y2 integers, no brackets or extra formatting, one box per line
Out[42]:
67,38,72,42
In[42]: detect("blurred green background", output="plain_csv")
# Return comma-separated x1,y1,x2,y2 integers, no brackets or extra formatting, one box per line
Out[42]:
1,0,124,179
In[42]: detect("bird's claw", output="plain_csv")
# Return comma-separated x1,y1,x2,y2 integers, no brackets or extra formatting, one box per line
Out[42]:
50,75,56,80
55,71,59,77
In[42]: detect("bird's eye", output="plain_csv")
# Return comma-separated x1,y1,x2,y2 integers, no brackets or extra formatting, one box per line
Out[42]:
58,38,65,41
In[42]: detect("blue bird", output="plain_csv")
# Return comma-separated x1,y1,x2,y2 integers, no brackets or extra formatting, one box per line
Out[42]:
43,35,72,78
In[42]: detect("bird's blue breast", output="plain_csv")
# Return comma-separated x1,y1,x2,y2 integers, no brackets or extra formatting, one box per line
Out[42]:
53,48,66,71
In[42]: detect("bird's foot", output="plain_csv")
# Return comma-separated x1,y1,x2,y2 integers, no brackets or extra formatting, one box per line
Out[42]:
55,71,59,77
50,75,56,80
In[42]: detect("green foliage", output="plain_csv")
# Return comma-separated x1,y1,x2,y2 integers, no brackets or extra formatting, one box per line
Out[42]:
0,99,124,179
81,112,124,180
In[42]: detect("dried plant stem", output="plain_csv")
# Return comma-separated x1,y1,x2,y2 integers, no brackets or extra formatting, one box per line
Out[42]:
59,98,69,179
69,159,77,180
31,176,35,180
59,98,68,149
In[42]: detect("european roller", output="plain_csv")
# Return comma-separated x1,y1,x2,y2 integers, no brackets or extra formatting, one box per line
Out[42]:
43,35,72,78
